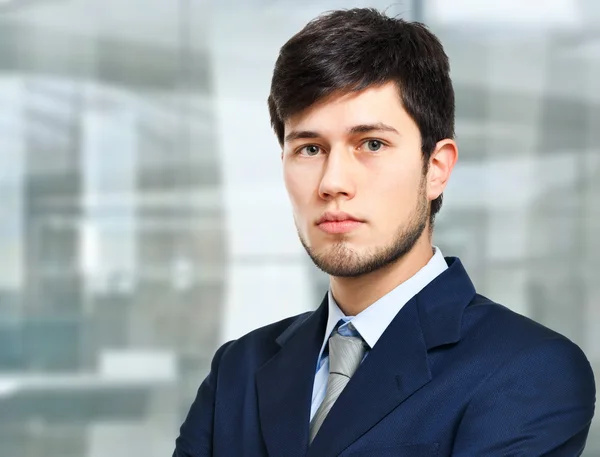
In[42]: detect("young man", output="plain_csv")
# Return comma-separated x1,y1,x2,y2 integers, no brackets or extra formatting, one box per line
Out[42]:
174,8,596,456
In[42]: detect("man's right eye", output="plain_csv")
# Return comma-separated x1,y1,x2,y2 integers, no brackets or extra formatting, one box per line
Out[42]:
299,145,321,156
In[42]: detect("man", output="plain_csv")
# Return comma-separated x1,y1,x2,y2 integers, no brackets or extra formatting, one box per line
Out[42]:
174,8,596,456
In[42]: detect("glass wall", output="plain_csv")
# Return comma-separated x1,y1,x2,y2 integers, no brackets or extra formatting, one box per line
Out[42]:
0,0,597,455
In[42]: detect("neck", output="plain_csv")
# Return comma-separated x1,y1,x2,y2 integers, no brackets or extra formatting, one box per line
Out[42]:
329,235,435,316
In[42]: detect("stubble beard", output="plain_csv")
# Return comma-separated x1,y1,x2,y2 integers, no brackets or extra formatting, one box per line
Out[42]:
298,184,429,278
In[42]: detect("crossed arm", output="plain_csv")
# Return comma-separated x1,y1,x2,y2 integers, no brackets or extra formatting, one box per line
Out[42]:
173,342,233,457
173,337,596,456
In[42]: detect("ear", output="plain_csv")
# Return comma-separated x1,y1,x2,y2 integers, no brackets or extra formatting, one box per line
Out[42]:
427,139,458,202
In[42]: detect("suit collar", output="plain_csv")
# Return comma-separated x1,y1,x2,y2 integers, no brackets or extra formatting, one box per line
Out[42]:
417,256,476,350
256,294,328,457
331,246,449,350
259,256,476,457
307,256,476,456
275,306,318,347
306,292,431,456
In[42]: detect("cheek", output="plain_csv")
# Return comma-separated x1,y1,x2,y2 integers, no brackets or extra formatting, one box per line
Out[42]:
284,167,314,213
374,156,420,190
369,163,422,218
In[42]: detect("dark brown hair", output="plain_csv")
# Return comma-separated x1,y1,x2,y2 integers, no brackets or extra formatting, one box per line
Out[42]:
268,8,455,226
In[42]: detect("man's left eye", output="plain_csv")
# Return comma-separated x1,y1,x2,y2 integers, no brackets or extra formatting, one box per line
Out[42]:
364,140,383,152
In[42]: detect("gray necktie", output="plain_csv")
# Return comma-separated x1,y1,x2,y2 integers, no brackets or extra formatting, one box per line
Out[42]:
309,330,368,443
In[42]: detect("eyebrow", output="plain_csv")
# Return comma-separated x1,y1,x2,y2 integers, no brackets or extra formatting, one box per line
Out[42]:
284,122,399,143
284,130,321,143
348,123,399,136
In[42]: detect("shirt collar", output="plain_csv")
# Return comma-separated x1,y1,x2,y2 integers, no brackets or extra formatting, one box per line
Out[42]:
318,246,448,361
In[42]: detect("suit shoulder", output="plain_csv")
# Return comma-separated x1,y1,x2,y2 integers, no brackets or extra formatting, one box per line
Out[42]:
458,294,595,392
465,293,566,343
461,294,594,370
218,310,314,366
240,310,313,343
466,305,596,413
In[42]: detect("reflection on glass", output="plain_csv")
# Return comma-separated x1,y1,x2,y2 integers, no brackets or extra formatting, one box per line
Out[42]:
0,0,598,455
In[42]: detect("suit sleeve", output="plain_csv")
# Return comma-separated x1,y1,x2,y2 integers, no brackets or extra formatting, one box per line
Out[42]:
452,337,596,456
173,341,234,457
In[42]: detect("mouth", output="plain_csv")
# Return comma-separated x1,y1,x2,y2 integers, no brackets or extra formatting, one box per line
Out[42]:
316,211,364,234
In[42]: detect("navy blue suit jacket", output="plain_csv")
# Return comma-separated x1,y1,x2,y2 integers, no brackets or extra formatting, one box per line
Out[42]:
174,257,596,456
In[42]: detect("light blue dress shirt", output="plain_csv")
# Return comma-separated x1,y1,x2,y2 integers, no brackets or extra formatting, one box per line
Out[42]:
309,246,449,422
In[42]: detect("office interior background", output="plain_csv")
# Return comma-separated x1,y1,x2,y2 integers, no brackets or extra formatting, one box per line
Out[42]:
0,0,598,455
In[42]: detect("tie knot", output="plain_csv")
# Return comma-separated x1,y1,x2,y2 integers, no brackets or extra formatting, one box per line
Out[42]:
327,331,367,378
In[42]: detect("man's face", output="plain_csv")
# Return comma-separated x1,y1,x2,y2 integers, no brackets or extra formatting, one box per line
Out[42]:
282,82,431,278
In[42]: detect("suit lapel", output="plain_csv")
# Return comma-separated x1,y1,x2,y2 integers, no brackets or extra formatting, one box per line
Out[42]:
256,257,476,457
306,257,476,457
306,296,430,457
256,296,328,457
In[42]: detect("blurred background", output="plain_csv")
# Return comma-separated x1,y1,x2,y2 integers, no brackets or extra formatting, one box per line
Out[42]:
0,0,598,455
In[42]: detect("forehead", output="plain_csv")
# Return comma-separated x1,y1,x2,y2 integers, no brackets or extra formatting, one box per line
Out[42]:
284,82,415,136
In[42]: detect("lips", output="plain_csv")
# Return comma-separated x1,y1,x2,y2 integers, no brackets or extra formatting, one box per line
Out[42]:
316,211,364,234
316,211,362,224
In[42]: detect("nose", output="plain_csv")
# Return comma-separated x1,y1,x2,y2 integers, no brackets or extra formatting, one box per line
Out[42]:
318,149,357,201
